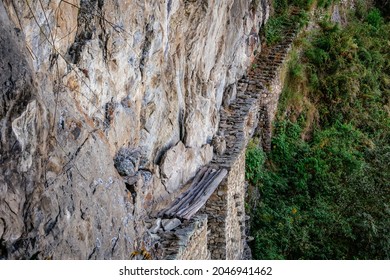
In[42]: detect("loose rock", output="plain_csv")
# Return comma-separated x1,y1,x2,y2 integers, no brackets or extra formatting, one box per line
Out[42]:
162,218,182,231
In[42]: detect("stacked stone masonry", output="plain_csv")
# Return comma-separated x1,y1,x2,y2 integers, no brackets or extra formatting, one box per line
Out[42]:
145,214,209,260
158,11,301,259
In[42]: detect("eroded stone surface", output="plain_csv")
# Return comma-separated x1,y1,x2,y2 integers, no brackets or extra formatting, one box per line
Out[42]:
0,0,269,259
149,218,162,234
162,218,182,231
160,141,213,194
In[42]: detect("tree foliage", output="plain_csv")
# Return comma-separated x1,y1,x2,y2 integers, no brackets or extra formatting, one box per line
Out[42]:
247,3,390,259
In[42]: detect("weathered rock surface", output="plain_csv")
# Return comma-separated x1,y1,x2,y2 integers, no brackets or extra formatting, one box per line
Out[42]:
160,141,213,194
0,1,44,259
162,218,182,231
0,0,269,259
149,218,162,234
114,147,141,177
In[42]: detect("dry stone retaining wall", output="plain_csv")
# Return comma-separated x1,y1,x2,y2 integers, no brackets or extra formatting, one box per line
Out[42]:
144,214,209,260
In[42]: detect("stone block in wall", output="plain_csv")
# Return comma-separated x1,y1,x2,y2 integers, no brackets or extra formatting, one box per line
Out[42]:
149,214,209,260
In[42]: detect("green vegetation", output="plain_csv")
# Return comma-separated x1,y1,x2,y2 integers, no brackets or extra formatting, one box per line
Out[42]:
264,15,289,45
263,0,312,45
263,0,338,45
247,2,390,259
274,0,314,13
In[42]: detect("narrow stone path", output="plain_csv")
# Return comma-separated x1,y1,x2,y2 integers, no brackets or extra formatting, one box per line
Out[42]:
155,8,303,259
214,9,301,162
201,8,302,259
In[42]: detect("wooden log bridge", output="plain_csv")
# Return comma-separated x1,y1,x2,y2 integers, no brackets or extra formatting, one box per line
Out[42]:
159,167,228,220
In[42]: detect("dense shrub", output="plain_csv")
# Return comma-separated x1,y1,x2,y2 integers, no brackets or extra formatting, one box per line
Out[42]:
264,0,312,45
247,3,390,259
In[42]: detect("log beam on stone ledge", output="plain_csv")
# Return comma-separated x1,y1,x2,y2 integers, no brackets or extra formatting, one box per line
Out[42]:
159,167,228,220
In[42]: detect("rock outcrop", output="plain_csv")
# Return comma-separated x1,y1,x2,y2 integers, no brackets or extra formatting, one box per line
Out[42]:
0,0,269,259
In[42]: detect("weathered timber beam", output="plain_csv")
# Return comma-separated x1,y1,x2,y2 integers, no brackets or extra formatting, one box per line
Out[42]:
179,169,228,219
161,167,212,217
159,167,228,220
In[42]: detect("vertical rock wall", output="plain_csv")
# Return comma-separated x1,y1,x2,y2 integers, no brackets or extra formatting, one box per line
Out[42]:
0,0,270,259
0,1,48,259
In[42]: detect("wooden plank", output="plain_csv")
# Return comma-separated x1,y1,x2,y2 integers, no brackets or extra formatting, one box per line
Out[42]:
179,169,227,219
175,169,221,216
162,167,212,217
159,167,228,220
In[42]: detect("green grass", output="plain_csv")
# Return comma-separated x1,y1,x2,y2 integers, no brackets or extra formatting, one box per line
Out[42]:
264,16,288,45
263,0,313,45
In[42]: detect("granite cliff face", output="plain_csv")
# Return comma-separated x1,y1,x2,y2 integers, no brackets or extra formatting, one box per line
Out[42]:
0,0,269,259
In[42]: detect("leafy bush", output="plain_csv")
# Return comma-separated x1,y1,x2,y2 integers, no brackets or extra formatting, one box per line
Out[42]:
366,8,384,29
288,52,304,79
274,0,315,14
317,0,334,8
247,3,390,260
264,16,287,45
264,0,313,45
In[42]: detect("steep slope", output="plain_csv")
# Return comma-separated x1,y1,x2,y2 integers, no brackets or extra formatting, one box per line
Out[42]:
0,0,269,259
